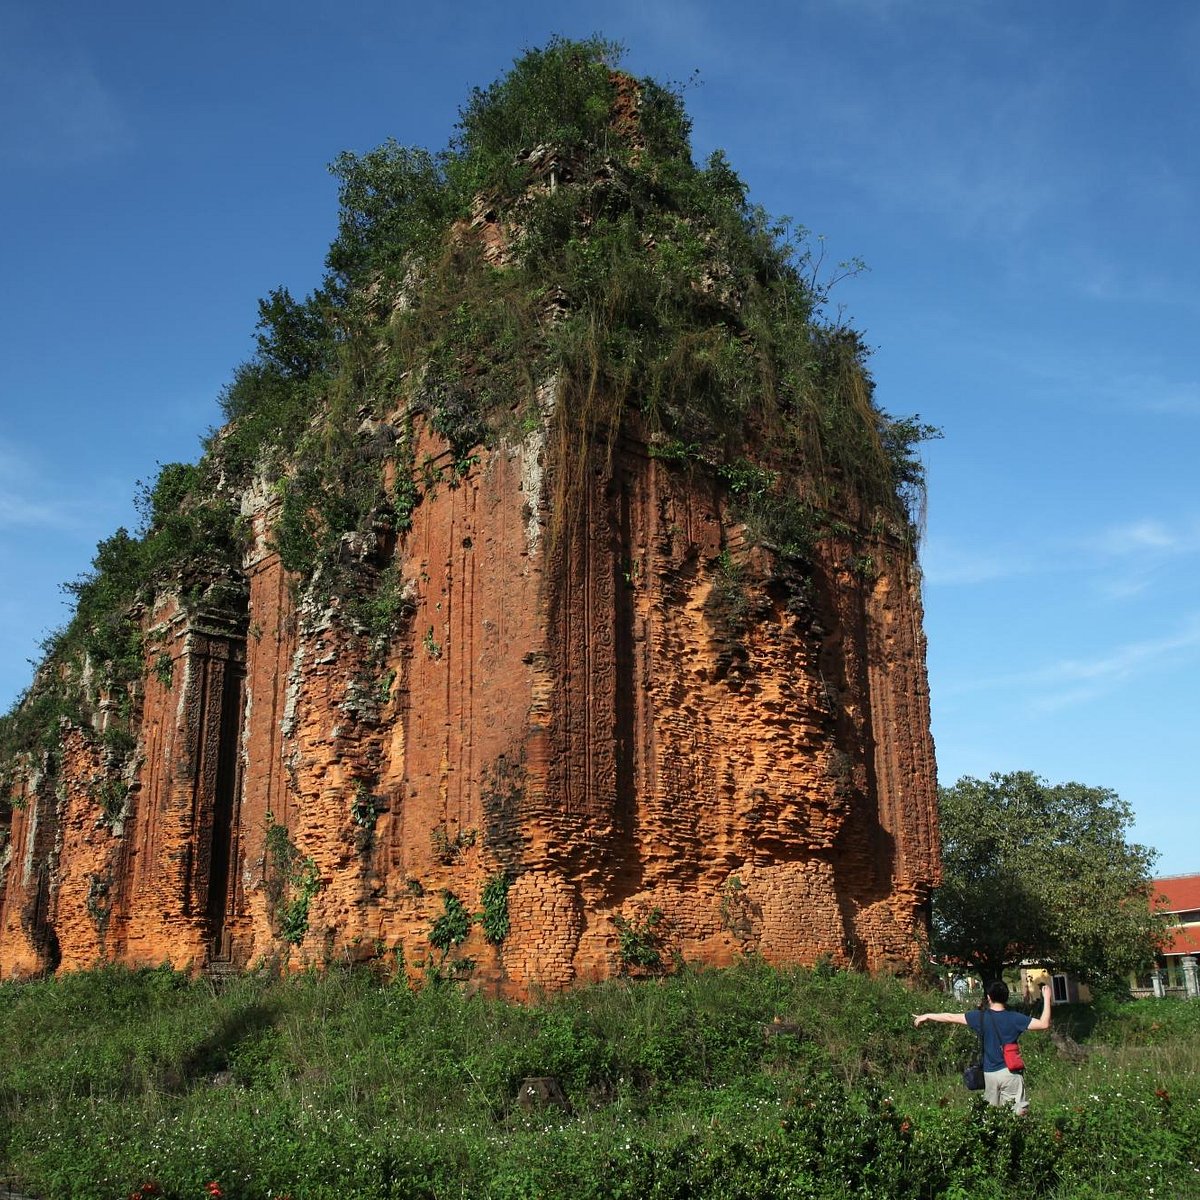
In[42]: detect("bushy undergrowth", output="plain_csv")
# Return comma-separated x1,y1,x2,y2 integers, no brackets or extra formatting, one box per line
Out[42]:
1,962,1197,1198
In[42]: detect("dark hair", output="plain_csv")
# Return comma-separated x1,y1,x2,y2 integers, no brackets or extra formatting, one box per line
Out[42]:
985,980,1010,1004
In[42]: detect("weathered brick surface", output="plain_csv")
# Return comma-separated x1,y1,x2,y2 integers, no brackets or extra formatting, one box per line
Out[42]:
0,414,939,992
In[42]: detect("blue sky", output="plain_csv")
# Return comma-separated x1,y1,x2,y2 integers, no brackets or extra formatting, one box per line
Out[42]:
1,1,1196,874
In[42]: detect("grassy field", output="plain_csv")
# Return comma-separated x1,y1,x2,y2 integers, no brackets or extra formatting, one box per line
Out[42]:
0,961,1196,1199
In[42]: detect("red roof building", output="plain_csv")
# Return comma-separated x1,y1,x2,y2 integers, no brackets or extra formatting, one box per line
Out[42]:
1154,874,1200,958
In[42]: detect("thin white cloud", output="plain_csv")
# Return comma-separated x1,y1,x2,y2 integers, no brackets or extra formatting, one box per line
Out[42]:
0,439,99,531
1091,520,1181,556
1071,365,1198,419
0,7,133,167
1074,515,1200,604
932,324,1200,422
1043,617,1200,685
1095,574,1152,602
1029,684,1107,714
943,615,1200,711
1054,242,1199,314
1085,517,1200,560
921,537,1033,586
927,514,1200,609
0,492,75,530
1137,384,1200,417
1030,620,1200,712
786,23,1075,240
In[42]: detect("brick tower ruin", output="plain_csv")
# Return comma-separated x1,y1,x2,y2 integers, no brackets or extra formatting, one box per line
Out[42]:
0,42,939,994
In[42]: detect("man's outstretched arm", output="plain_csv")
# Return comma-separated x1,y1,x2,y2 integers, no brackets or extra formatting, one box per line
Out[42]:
912,1011,969,1027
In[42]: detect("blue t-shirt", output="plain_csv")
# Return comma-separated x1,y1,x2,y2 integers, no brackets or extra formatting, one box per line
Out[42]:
966,1007,1032,1072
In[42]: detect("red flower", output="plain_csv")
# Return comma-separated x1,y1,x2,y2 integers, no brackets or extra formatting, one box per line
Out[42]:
206,1184,223,1198
899,1119,911,1134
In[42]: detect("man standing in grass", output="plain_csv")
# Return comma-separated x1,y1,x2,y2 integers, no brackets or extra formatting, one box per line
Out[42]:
913,976,1052,1114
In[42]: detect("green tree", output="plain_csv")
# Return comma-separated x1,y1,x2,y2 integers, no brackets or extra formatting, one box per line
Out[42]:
933,771,1163,988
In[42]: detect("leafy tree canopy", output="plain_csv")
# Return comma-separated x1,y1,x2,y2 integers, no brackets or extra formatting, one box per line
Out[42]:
933,771,1164,988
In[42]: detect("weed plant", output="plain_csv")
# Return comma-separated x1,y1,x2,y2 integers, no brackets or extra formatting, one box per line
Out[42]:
1,962,1197,1198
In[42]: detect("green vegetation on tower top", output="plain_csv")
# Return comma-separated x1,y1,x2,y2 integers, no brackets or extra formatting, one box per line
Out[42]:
0,35,938,771
238,36,938,563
